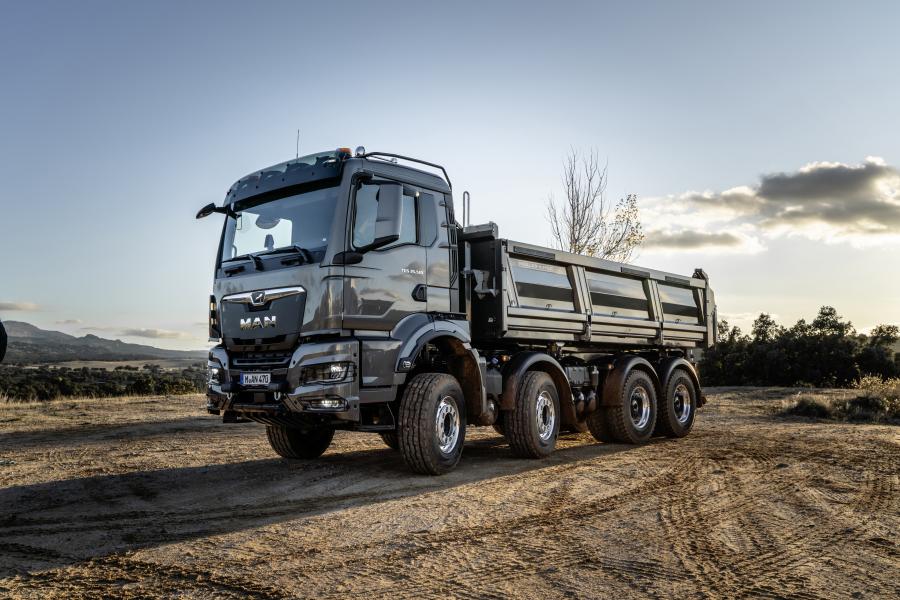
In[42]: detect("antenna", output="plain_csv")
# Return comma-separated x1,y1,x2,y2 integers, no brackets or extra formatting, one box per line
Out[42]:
295,129,300,158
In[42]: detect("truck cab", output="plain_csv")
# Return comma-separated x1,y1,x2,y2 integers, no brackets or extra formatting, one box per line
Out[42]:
199,147,715,475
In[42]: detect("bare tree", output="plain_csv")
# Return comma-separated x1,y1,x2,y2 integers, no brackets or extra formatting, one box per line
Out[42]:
546,148,643,262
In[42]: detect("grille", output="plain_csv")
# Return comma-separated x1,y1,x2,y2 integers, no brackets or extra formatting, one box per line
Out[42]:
231,351,292,368
231,334,287,345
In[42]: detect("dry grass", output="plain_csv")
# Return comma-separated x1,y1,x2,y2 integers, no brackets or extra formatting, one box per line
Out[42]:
781,377,900,423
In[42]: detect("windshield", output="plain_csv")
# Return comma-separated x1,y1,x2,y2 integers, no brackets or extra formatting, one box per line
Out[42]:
220,185,339,265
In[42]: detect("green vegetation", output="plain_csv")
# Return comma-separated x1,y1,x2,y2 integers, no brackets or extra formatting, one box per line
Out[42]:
781,377,900,423
702,306,899,387
0,363,206,401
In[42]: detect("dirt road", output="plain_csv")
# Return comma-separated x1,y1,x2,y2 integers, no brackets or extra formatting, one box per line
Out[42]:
1,389,897,599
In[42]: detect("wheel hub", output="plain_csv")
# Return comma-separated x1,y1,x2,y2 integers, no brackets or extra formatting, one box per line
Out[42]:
535,390,556,441
673,383,692,424
629,385,651,429
435,396,460,454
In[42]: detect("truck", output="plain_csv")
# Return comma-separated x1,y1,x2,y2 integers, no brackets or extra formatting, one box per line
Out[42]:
197,147,716,475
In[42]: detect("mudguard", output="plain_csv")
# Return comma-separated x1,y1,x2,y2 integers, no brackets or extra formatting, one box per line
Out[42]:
500,352,577,426
395,316,487,421
656,356,704,407
600,355,661,406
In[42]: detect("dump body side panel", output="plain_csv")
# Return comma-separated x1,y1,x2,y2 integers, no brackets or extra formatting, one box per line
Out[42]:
466,233,714,352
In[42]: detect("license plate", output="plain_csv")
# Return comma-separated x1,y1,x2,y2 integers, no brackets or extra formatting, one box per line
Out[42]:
240,372,271,386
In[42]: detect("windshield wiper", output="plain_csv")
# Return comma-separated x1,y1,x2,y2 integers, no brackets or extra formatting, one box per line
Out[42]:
222,253,264,270
256,245,314,264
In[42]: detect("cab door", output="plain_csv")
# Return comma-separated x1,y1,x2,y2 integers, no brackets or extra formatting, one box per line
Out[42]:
342,179,427,331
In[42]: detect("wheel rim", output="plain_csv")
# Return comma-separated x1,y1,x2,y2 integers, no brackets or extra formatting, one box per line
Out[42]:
535,390,556,441
435,396,460,454
673,383,692,424
629,385,651,430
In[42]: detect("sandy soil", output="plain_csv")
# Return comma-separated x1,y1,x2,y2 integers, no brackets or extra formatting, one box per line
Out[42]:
0,388,897,599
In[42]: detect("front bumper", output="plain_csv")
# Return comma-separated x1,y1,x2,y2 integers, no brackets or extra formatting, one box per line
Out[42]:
207,338,361,421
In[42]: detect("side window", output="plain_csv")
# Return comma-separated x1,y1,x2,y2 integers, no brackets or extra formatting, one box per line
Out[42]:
352,182,417,249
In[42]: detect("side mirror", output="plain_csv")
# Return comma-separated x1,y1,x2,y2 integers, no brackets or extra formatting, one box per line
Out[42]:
358,183,403,252
196,202,218,219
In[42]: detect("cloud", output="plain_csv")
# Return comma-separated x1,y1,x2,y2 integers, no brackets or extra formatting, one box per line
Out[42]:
55,319,83,325
644,230,743,250
119,328,191,340
0,302,39,311
643,157,900,251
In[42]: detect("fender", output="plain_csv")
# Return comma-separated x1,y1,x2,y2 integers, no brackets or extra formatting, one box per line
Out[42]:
395,318,487,420
656,356,704,406
600,355,661,406
500,352,577,426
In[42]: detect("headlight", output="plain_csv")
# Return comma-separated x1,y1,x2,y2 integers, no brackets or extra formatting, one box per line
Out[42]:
301,362,353,385
208,366,221,385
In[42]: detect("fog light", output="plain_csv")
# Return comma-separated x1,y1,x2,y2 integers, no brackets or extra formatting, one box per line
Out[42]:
309,398,346,410
301,362,353,384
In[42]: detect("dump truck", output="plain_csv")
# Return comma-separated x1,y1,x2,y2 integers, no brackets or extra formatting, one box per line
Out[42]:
197,148,716,474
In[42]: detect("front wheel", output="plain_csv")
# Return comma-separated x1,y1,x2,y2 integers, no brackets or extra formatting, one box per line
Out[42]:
398,373,466,475
266,424,334,459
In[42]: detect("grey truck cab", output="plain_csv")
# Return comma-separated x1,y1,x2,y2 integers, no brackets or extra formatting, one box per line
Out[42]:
198,147,716,475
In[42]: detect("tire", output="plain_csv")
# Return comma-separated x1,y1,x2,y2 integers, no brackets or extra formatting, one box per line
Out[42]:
506,371,560,458
266,424,334,459
595,369,657,444
379,431,399,450
586,407,616,442
655,369,697,438
398,373,467,475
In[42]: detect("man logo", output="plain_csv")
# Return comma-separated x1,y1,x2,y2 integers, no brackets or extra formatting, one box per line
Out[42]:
239,316,277,330
250,291,266,306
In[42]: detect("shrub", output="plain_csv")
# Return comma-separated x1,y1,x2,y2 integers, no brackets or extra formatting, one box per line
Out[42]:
783,396,833,419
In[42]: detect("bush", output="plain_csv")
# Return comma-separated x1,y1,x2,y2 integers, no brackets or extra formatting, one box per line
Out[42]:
854,376,900,420
784,396,833,419
780,377,900,423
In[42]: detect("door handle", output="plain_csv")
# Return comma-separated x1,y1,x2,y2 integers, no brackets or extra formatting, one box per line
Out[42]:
412,284,427,302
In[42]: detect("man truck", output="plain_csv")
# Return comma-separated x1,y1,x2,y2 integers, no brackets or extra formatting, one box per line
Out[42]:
197,148,716,475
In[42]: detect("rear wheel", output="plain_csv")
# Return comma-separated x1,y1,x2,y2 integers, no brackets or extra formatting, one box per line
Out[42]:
507,371,560,458
656,369,697,438
266,424,334,459
398,373,466,475
379,431,399,450
597,369,657,444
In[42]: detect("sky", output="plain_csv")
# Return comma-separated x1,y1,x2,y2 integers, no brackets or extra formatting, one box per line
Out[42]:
1,0,898,350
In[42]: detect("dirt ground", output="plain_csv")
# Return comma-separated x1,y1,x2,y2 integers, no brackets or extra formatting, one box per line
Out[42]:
0,388,897,599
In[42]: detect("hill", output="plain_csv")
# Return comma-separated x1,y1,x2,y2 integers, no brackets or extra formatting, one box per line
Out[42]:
2,321,207,364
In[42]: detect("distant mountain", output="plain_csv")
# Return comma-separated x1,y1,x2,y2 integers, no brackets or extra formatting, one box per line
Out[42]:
2,321,206,364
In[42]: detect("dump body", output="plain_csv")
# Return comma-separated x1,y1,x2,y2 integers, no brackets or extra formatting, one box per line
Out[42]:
463,224,715,356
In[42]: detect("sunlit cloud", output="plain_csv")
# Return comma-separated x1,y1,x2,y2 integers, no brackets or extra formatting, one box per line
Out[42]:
119,328,192,340
642,157,900,252
0,301,40,311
